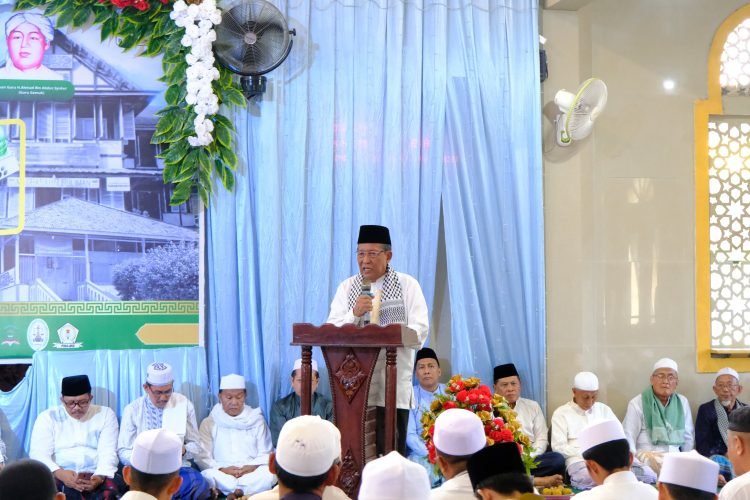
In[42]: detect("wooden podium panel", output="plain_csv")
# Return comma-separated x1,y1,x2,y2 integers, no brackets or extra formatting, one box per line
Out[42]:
292,323,419,499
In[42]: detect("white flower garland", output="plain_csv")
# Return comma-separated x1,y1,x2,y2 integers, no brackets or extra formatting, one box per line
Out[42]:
170,0,222,147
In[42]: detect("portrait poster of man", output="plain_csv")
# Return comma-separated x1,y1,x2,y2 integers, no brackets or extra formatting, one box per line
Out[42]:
0,5,201,359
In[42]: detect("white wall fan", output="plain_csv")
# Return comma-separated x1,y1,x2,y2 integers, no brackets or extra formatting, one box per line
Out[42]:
553,78,608,146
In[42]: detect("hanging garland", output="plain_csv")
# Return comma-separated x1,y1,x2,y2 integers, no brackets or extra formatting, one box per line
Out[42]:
14,0,245,205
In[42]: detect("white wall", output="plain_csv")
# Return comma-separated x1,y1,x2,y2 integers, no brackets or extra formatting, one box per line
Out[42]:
543,0,750,419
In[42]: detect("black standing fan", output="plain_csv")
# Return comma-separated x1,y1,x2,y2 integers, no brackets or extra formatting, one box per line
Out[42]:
214,0,295,99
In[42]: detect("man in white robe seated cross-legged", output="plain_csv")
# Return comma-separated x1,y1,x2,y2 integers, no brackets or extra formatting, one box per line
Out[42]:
197,374,276,499
118,361,211,500
30,375,120,499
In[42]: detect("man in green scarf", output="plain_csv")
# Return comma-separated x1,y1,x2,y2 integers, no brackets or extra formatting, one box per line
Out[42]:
622,358,694,475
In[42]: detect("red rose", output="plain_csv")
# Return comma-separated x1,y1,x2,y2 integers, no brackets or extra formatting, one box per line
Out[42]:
499,428,514,442
428,424,435,437
467,390,480,404
443,400,458,410
456,390,469,403
451,380,465,392
479,385,492,396
134,0,150,10
493,417,505,428
489,430,503,442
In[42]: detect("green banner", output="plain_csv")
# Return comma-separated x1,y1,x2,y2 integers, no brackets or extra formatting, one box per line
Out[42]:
0,301,199,359
0,80,75,101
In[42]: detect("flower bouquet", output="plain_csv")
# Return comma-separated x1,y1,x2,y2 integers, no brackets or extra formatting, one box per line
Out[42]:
421,374,537,473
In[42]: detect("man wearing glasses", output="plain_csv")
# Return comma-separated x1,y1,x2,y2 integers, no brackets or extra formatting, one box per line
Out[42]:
29,374,120,499
622,358,695,475
327,224,429,456
696,366,746,485
117,362,211,499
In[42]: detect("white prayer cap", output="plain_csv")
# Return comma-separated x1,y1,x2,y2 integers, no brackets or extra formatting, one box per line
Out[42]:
573,371,599,391
716,367,740,384
359,451,430,500
659,451,719,494
130,429,182,475
578,419,627,454
146,361,173,385
652,358,678,374
293,358,319,373
275,415,341,477
220,373,245,390
433,408,486,456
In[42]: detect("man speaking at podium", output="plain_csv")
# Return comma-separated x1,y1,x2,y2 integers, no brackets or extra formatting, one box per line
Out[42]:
327,224,429,456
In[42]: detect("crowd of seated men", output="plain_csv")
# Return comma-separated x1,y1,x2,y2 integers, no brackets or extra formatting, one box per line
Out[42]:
2,349,750,499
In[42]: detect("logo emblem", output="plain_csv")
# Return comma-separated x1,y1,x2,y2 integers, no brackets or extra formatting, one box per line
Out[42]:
54,323,83,349
27,319,49,351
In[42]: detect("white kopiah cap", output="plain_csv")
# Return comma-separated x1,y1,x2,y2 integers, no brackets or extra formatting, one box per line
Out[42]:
659,451,719,493
573,371,599,391
433,408,486,456
716,367,740,384
653,358,678,374
578,419,627,454
146,362,173,385
219,374,245,391
275,415,341,477
130,429,182,474
293,358,319,373
359,451,431,500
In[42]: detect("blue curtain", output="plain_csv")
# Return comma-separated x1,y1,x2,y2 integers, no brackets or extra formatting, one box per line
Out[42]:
0,347,208,461
207,0,544,413
440,2,546,408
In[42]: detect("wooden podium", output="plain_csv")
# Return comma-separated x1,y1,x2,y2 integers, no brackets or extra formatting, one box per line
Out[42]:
292,323,420,498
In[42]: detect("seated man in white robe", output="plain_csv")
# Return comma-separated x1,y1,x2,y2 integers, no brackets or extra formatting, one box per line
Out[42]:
622,357,694,475
117,362,211,500
197,374,276,499
551,371,656,489
30,375,120,499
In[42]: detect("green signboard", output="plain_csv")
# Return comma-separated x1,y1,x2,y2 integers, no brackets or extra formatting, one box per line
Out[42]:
0,301,199,359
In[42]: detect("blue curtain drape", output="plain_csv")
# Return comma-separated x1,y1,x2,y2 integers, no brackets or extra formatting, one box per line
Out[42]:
440,2,546,408
0,347,208,461
207,0,544,414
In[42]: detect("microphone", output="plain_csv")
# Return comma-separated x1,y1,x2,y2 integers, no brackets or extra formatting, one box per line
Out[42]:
360,278,372,325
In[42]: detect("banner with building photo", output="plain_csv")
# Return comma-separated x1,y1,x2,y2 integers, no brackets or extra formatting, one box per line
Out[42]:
0,7,200,359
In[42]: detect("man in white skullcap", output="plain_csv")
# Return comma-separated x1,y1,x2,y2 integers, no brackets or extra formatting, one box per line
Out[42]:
118,362,211,500
573,419,657,499
719,406,750,499
122,429,183,500
0,13,63,80
270,358,333,447
358,451,430,500
327,224,429,456
622,358,694,474
551,371,656,489
267,415,342,500
197,374,275,499
696,367,746,484
658,451,719,500
430,408,487,499
29,374,120,498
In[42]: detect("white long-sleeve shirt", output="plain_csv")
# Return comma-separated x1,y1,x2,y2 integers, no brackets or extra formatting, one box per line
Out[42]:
622,393,694,453
196,404,273,469
118,393,203,466
327,271,429,409
29,404,119,477
512,398,549,457
573,470,658,500
551,401,618,467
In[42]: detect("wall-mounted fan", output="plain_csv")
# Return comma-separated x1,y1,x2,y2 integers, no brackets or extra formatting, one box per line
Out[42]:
214,0,296,99
554,78,608,146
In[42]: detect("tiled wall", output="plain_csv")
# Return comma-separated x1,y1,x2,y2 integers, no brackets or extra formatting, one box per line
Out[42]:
543,0,750,420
